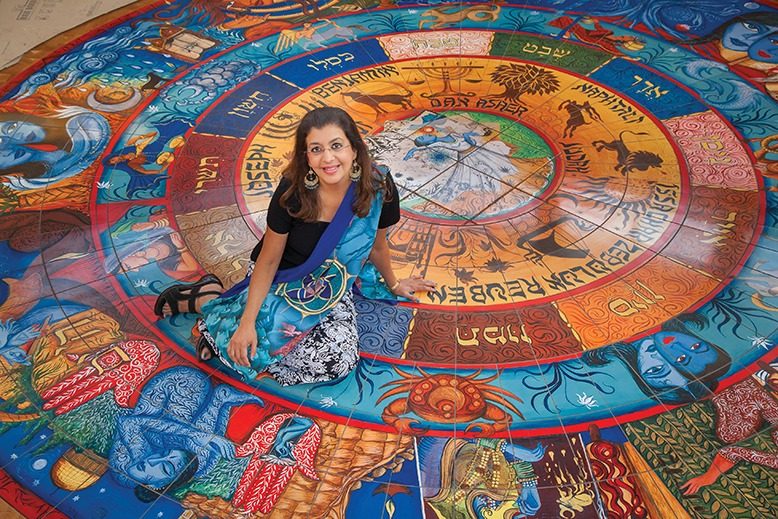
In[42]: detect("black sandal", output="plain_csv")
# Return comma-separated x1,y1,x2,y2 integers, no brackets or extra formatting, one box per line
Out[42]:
154,274,223,317
196,335,217,362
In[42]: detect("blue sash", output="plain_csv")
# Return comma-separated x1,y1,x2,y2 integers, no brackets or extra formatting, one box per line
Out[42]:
201,181,384,379
220,182,359,297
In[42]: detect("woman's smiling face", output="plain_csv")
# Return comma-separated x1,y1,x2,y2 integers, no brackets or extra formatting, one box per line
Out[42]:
304,124,357,188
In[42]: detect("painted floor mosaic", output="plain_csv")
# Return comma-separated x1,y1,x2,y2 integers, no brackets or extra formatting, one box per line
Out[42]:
0,1,777,517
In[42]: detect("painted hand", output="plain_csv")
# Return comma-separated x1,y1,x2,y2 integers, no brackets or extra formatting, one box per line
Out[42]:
680,472,718,495
208,435,236,458
680,453,734,495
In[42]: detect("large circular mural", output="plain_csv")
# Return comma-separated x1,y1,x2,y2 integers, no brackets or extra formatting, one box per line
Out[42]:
0,1,777,518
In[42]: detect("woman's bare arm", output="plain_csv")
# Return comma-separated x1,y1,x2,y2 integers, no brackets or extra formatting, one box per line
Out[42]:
228,229,287,366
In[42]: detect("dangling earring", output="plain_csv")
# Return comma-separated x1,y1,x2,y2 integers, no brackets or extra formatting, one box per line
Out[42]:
304,168,319,190
350,160,362,183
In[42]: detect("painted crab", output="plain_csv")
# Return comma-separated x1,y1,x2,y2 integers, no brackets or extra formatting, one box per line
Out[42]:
376,367,523,435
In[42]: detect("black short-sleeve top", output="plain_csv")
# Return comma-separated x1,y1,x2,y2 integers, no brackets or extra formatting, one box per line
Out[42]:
250,172,400,269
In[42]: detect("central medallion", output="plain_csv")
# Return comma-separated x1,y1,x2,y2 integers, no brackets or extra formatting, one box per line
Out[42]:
369,111,555,222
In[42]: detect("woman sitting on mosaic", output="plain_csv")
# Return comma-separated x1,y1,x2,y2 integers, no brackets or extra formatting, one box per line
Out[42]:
155,106,435,386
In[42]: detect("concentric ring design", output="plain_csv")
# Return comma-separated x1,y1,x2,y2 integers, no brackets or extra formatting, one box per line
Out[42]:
0,2,776,518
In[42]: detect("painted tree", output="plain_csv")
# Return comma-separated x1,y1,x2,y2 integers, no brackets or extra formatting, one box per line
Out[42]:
489,63,560,103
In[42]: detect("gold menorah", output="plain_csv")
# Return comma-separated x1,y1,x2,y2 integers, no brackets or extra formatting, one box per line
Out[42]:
403,62,483,99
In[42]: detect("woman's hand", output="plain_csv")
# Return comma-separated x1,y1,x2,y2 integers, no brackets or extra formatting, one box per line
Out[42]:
391,275,436,303
227,321,258,367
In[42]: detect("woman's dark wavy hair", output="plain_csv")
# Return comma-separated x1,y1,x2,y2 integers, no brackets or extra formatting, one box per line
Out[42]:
134,451,199,503
279,106,384,221
582,314,732,405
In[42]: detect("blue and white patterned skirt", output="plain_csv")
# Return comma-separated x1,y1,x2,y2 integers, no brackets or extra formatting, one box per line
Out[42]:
197,291,359,386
